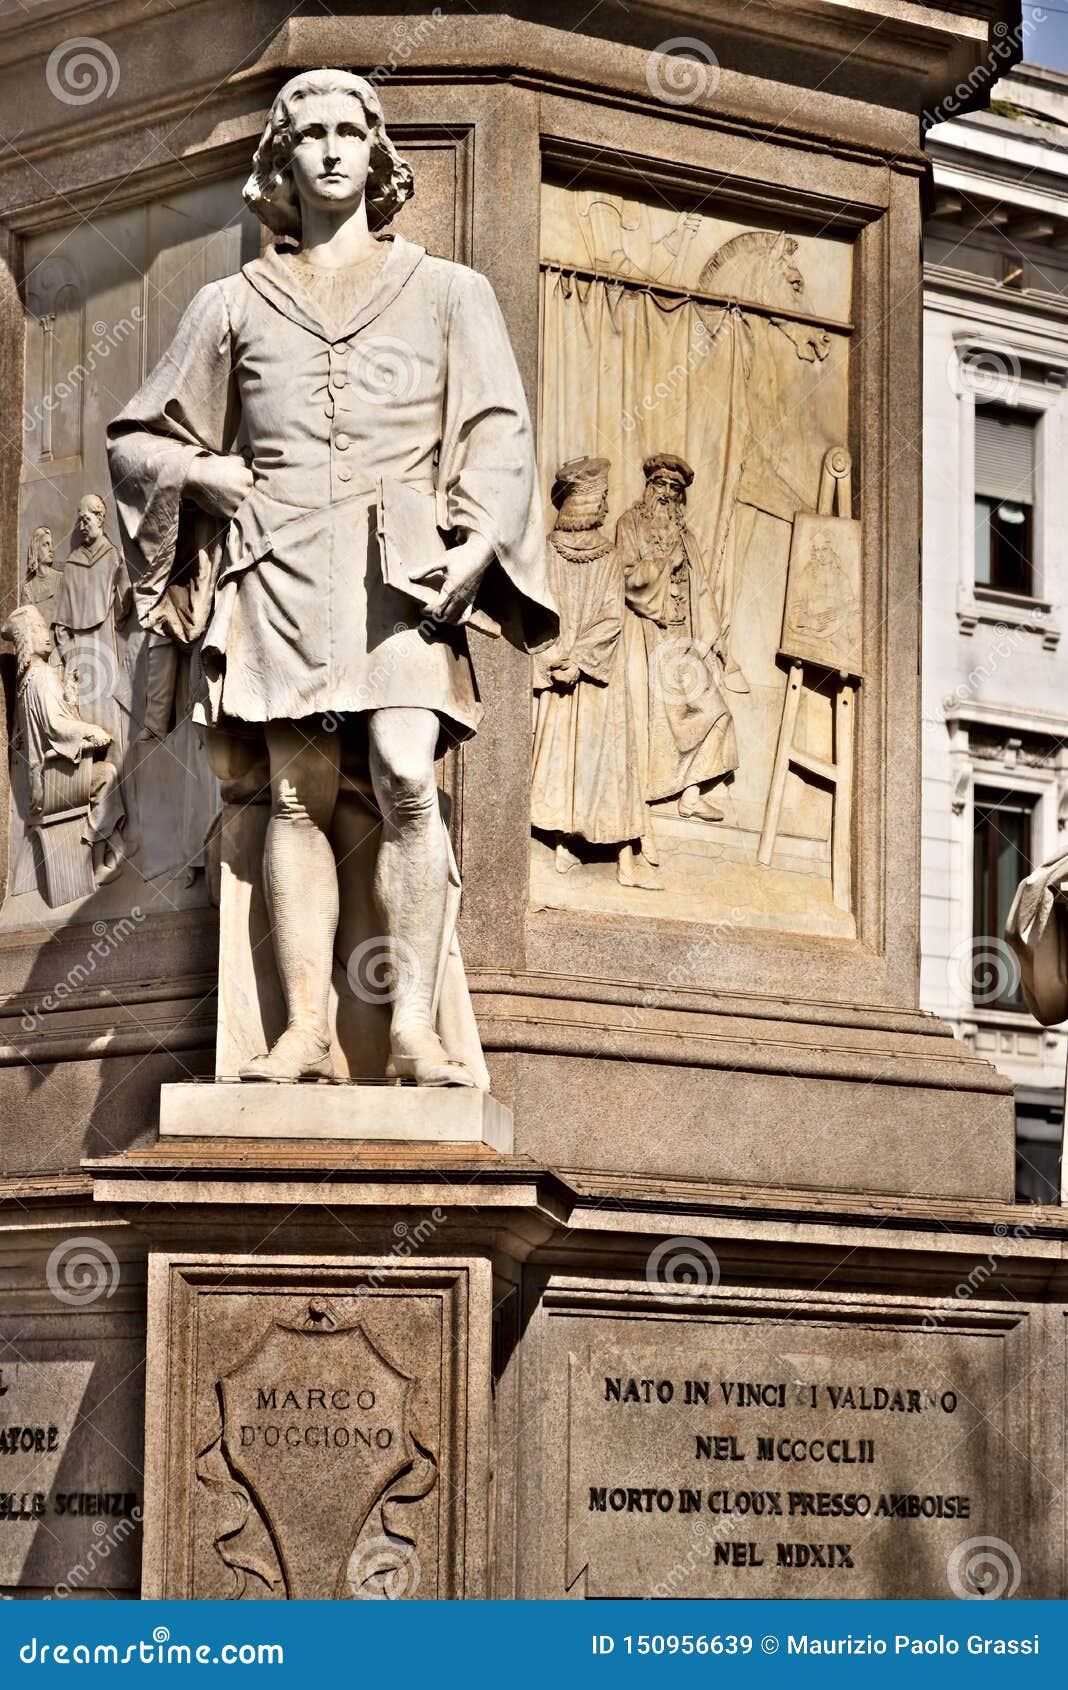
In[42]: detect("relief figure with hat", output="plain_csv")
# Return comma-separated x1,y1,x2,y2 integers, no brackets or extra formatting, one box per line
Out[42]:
531,457,659,890
615,453,738,855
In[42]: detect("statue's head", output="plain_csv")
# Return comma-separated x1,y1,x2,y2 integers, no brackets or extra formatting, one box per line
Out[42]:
642,453,693,508
552,457,610,532
244,70,414,240
26,526,53,575
2,603,52,664
76,493,106,548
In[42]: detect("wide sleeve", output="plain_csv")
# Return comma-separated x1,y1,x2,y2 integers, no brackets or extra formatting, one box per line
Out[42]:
438,267,557,651
570,552,624,685
106,279,240,636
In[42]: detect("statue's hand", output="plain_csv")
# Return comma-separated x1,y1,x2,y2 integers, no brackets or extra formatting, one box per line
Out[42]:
550,660,580,687
413,533,494,626
184,454,254,521
84,726,111,752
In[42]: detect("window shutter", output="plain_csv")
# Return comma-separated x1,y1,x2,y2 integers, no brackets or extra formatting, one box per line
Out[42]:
975,407,1035,504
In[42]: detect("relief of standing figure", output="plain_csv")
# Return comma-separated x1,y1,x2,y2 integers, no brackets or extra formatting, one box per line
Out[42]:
615,454,738,854
2,604,125,892
531,456,660,890
21,526,63,623
52,493,135,772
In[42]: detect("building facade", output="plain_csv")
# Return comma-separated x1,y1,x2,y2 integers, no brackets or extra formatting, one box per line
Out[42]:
923,64,1068,1205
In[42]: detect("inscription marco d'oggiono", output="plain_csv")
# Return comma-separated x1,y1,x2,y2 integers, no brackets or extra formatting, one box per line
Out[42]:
240,1384,395,1453
569,1354,987,1596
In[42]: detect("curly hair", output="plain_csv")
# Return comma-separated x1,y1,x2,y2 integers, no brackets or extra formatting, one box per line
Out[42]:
26,526,53,577
243,70,414,239
2,604,52,682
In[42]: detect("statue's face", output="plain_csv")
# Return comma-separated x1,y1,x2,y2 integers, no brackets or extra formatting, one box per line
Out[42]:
287,93,373,219
39,531,54,565
77,500,103,545
647,471,682,505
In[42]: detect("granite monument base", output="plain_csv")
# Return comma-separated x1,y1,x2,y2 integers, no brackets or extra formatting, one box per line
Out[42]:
64,1144,1066,1601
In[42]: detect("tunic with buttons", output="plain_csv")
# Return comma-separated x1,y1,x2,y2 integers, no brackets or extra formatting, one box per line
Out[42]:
106,234,556,740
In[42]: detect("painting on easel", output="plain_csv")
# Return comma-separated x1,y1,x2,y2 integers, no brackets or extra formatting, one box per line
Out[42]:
781,511,862,679
759,445,861,917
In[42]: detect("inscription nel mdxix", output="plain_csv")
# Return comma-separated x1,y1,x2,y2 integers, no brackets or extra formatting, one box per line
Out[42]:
573,1364,978,1590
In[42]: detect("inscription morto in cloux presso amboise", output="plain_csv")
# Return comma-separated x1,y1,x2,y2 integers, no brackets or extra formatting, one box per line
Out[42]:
568,1351,991,1598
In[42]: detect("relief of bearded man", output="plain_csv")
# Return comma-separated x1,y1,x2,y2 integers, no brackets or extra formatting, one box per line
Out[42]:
615,454,738,840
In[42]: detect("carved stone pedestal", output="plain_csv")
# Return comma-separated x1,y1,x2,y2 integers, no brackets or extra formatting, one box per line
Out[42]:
141,1254,491,1599
158,1082,513,1152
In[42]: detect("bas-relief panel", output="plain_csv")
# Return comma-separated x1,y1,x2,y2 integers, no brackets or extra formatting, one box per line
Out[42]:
2,177,261,931
531,184,858,940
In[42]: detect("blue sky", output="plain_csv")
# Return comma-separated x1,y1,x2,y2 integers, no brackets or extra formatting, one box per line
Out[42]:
1024,4,1068,72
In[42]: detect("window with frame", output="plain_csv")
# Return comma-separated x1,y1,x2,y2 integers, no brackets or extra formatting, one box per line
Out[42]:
972,788,1034,1008
974,405,1037,598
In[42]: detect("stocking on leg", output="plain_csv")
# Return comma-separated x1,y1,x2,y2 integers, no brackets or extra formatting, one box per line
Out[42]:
239,722,340,1081
369,707,474,1086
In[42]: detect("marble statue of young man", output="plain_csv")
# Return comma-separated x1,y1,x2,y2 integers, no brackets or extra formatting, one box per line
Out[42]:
107,69,555,1084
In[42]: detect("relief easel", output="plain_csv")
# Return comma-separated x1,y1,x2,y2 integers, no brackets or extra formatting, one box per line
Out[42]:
757,446,861,913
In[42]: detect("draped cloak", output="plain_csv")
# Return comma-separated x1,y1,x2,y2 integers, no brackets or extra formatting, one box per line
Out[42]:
530,536,644,845
614,503,738,805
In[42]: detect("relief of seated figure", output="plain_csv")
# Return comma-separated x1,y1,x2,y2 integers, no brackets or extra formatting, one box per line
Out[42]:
2,604,125,904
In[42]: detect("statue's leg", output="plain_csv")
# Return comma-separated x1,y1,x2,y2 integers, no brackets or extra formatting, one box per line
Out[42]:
238,721,340,1083
367,706,474,1087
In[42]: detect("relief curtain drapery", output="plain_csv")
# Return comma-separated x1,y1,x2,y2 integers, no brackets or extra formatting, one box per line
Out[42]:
537,268,753,684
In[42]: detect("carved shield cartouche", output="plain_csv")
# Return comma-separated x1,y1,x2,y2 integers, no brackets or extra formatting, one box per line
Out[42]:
213,1313,433,1599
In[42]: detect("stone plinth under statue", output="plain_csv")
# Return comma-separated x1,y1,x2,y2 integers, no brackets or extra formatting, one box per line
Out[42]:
157,1081,513,1150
